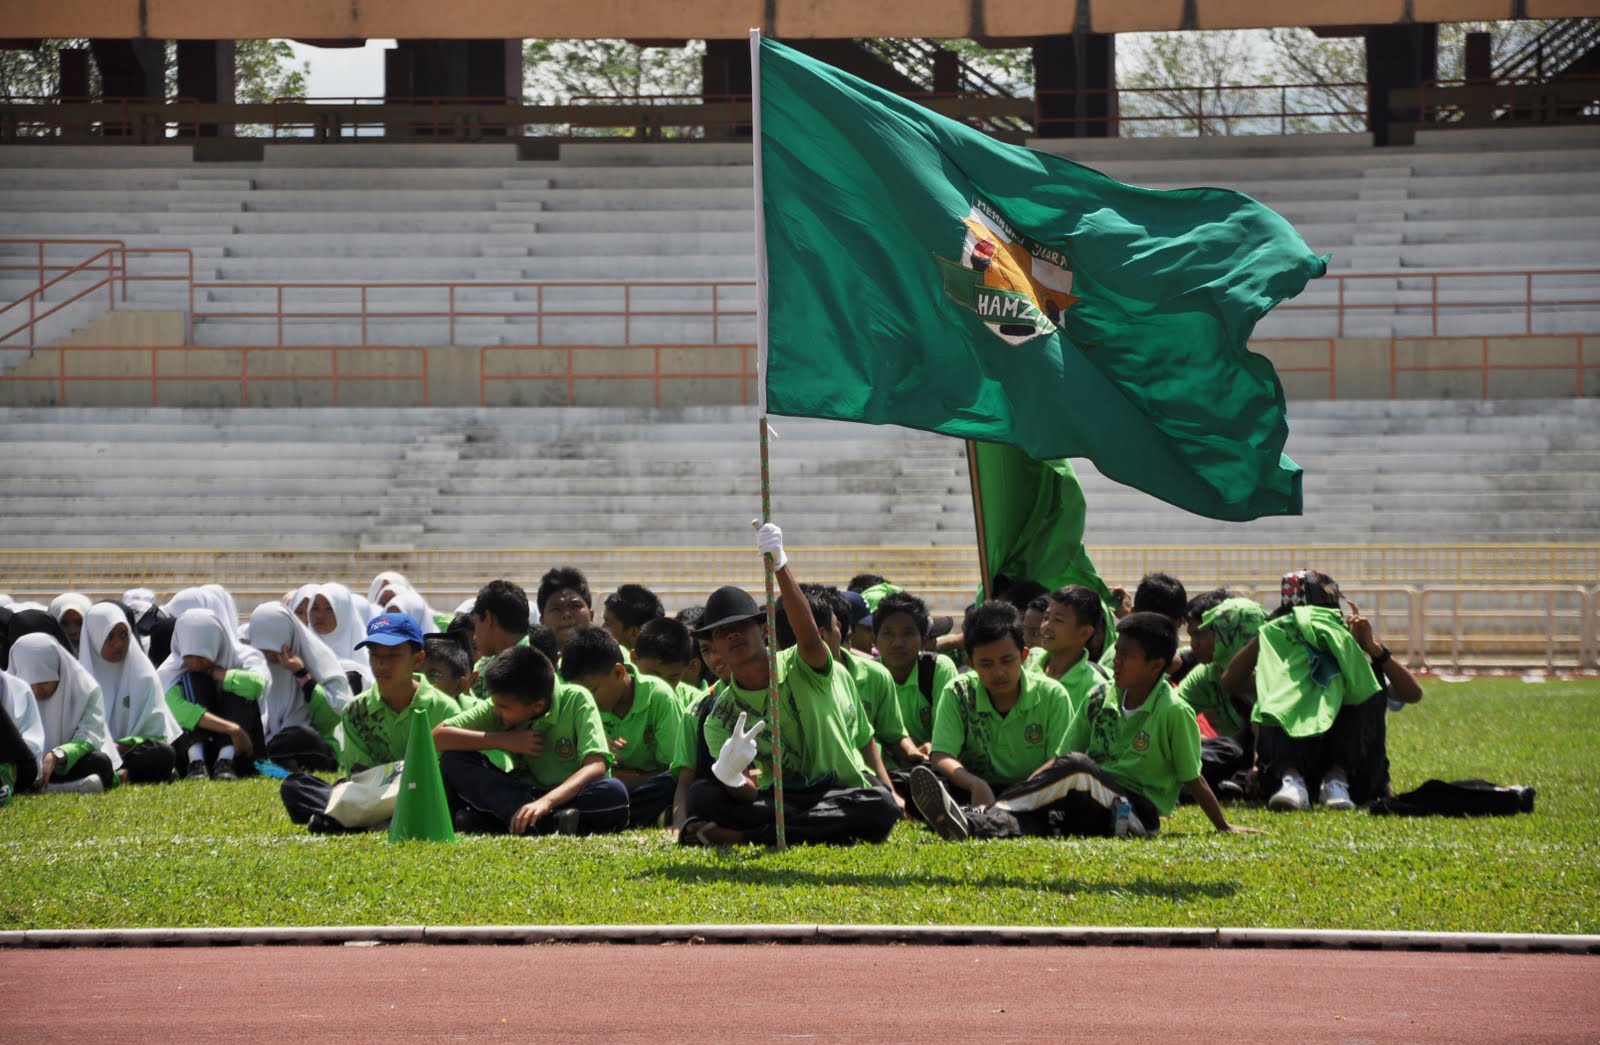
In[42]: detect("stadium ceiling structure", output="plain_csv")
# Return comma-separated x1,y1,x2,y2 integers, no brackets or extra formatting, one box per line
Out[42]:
7,0,1593,39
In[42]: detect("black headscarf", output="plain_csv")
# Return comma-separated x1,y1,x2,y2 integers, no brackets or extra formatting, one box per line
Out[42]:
2,609,71,671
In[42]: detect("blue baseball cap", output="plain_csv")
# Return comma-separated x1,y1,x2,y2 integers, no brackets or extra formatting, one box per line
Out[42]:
357,613,424,649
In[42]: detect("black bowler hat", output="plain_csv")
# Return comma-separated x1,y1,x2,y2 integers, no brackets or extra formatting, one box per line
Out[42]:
693,586,766,637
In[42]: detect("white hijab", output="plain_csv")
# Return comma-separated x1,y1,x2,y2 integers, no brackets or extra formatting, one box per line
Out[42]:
78,603,177,743
382,586,436,636
156,608,269,692
163,585,242,644
2,668,45,765
48,592,94,629
8,633,121,769
367,571,411,607
310,583,370,670
245,602,356,736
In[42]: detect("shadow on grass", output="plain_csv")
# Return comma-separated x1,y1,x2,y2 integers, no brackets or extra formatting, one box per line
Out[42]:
640,863,1237,901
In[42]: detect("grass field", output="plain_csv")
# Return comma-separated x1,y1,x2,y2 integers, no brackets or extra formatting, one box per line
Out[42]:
3,678,1596,934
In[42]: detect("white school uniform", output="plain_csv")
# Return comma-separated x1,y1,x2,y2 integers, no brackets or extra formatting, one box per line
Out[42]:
8,633,121,770
78,603,178,745
244,603,356,739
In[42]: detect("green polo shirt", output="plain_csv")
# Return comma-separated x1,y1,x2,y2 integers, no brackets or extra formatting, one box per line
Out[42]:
890,652,958,748
842,650,907,748
163,668,269,732
930,669,1075,790
1173,665,1249,738
669,685,717,776
340,675,463,773
674,679,707,713
1063,679,1202,816
703,647,871,792
443,679,612,788
597,666,682,775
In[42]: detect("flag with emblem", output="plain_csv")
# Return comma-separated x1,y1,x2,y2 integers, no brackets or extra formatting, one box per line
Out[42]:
752,35,1326,521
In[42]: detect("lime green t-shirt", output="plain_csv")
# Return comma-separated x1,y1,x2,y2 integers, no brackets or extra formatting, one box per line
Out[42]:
669,684,718,776
597,666,683,775
1063,679,1202,816
930,669,1075,790
842,650,907,748
1253,606,1381,739
673,679,707,713
889,652,959,748
340,675,464,773
1026,646,1048,671
702,647,871,792
443,679,612,788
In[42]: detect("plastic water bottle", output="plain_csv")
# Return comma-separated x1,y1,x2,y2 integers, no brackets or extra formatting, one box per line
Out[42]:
1112,797,1133,838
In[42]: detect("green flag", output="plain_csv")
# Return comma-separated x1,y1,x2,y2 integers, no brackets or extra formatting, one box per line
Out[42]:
754,36,1325,521
971,441,1113,606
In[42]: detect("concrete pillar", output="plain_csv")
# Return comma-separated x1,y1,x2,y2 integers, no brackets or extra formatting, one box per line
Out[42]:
1365,23,1438,147
702,39,751,139
175,40,236,138
59,47,91,100
1032,33,1116,139
1464,31,1492,82
386,40,521,137
89,39,166,138
933,49,959,94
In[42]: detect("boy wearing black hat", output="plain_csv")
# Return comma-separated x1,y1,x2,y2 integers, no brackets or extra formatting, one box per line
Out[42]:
677,523,900,847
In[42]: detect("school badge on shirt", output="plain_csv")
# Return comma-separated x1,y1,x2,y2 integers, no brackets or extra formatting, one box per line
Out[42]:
1024,723,1044,745
1132,730,1150,753
555,737,575,759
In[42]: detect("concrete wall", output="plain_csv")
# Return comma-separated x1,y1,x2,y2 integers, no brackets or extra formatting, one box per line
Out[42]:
8,0,1557,40
1,326,1590,407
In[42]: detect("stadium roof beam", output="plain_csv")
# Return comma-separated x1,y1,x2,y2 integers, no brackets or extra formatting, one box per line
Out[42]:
5,0,1588,40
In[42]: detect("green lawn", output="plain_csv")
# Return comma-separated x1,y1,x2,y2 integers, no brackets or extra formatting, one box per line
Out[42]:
3,678,1596,933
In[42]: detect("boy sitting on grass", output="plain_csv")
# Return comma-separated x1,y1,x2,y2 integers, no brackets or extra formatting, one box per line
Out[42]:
1029,586,1112,700
279,614,463,832
677,522,899,847
908,601,1078,821
913,612,1258,841
870,591,958,763
435,644,628,836
560,627,683,828
632,617,704,711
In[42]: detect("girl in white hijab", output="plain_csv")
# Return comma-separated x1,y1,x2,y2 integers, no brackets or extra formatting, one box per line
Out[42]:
79,602,179,784
307,583,370,673
379,586,440,636
8,632,120,794
157,608,269,782
1,668,45,803
244,602,353,772
48,592,94,654
162,585,243,644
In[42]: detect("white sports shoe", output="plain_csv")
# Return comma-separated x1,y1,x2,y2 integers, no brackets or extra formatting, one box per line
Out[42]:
1320,775,1356,811
47,776,105,795
1268,772,1310,812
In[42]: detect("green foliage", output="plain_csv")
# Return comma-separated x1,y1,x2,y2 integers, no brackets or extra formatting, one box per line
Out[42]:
2,680,1595,933
233,40,310,104
522,39,704,137
0,40,93,100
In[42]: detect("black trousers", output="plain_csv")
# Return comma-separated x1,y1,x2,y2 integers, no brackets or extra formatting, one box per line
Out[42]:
624,770,677,828
440,751,631,835
280,771,335,825
52,750,116,789
1258,697,1384,800
172,672,266,775
962,753,1161,840
265,724,338,773
118,739,176,784
684,777,899,846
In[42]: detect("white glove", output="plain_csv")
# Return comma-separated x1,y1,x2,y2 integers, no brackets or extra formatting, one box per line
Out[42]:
711,711,767,788
753,521,787,570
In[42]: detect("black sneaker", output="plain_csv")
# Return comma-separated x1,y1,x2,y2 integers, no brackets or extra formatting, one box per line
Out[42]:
1216,777,1245,801
554,808,582,836
909,765,970,842
185,760,209,781
211,758,238,782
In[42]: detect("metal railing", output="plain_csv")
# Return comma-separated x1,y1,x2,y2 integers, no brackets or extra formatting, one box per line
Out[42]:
0,239,194,347
479,343,757,407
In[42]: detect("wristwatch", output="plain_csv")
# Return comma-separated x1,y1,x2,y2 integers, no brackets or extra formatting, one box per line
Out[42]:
1371,646,1392,668
50,746,67,762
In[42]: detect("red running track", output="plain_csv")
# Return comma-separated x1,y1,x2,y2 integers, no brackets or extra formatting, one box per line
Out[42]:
2,944,1597,1043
